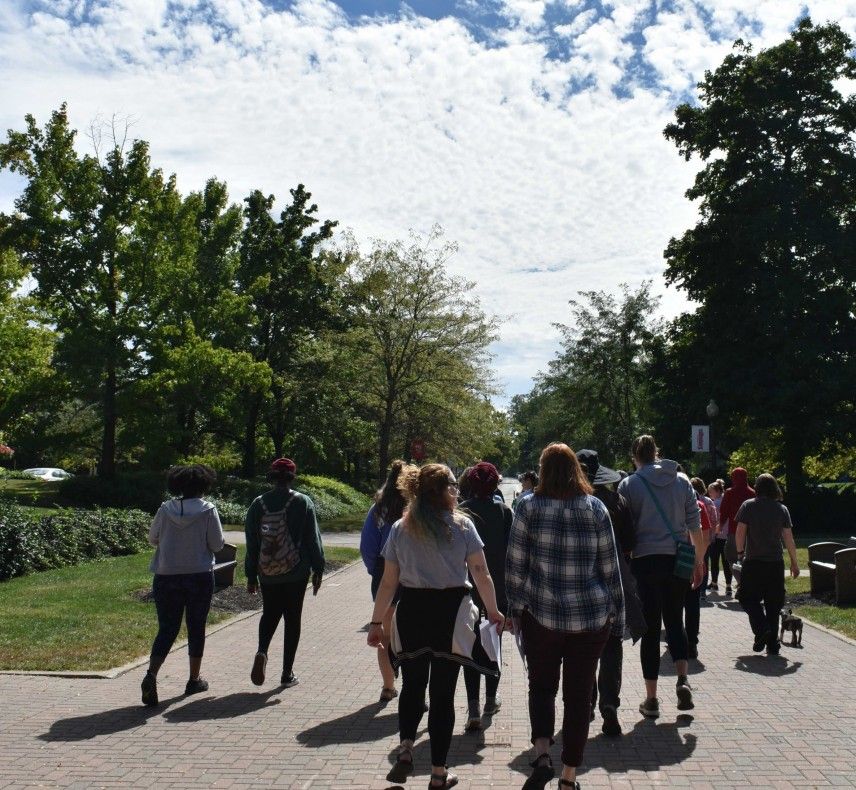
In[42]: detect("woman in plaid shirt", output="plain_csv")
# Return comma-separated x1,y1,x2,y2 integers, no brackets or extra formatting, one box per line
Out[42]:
506,443,624,790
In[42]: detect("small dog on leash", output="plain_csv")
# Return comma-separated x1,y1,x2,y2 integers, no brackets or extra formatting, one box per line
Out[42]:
779,608,803,646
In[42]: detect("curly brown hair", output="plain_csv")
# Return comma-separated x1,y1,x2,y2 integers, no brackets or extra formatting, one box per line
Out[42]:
397,463,463,542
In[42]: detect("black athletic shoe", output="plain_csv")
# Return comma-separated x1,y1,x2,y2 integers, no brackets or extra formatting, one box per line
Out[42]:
280,673,299,688
638,697,660,719
753,631,770,652
185,677,209,696
676,677,694,711
601,704,622,737
767,639,781,656
251,651,267,686
141,671,158,707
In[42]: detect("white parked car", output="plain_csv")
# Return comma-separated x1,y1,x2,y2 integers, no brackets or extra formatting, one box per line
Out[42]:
22,467,73,481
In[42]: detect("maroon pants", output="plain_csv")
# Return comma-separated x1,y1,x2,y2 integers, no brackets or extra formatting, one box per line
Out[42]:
522,612,610,767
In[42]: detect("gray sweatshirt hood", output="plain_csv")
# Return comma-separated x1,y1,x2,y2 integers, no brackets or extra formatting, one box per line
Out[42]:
636,459,679,487
162,497,215,528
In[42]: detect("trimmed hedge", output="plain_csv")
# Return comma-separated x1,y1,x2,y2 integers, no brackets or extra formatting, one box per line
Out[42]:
789,485,856,536
58,472,167,514
56,471,372,523
216,474,372,523
0,500,150,581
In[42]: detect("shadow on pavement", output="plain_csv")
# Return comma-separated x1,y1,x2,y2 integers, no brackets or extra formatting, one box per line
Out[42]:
734,655,802,676
657,651,706,676
508,717,697,776
40,696,183,742
296,700,401,746
412,729,488,772
163,689,282,722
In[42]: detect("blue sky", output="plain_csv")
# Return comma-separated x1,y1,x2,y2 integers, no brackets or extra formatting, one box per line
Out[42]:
1,0,855,404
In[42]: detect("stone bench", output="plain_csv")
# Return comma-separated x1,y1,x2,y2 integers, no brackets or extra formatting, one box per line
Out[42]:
808,542,856,605
213,543,237,590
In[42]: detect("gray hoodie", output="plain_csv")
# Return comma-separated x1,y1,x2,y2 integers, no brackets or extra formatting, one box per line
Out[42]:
149,498,225,575
617,460,700,559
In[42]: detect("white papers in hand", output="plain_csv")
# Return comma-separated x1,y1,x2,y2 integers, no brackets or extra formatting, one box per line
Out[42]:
479,618,501,663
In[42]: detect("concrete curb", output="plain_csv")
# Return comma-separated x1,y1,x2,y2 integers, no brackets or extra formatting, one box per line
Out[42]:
0,560,360,680
797,612,856,648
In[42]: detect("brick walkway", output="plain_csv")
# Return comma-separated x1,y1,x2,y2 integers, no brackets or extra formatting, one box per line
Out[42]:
2,562,854,789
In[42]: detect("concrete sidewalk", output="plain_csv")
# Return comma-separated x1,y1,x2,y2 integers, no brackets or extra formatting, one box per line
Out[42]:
2,562,855,788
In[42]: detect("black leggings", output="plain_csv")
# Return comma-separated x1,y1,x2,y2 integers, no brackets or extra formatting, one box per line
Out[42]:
631,555,690,680
709,538,732,585
151,572,214,659
463,660,500,703
737,559,785,641
399,654,461,766
258,579,308,676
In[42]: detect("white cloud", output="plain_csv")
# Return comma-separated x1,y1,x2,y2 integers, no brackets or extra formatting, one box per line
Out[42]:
0,0,854,406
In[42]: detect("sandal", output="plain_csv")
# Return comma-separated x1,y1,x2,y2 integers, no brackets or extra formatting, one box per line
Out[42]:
429,771,458,789
386,746,414,783
522,754,555,790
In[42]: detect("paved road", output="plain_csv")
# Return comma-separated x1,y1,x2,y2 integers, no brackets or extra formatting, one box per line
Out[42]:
2,561,855,788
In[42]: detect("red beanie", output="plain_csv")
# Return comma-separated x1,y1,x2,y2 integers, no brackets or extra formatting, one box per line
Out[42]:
469,461,500,498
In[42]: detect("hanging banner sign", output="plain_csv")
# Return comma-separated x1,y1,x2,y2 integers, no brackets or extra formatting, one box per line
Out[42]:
691,425,710,453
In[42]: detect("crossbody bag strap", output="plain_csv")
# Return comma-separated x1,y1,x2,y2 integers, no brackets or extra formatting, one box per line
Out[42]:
638,475,684,546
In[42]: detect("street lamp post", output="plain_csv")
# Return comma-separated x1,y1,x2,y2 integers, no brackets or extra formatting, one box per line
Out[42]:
706,399,719,475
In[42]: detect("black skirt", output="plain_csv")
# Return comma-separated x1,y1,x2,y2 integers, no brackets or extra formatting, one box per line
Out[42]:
390,586,499,676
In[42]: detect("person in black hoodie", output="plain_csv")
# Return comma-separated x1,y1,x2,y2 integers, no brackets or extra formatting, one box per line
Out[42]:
460,461,513,731
577,449,646,738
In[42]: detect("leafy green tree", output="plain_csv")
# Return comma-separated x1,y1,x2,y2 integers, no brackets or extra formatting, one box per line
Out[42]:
235,186,342,475
0,249,55,437
663,20,856,497
133,179,270,465
512,283,663,470
0,106,185,477
343,228,499,481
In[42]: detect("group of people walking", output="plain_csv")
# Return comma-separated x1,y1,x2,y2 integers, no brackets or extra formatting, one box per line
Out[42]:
141,457,325,706
139,438,800,790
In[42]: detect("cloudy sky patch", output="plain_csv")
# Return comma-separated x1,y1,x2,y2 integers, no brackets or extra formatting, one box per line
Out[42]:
2,0,855,403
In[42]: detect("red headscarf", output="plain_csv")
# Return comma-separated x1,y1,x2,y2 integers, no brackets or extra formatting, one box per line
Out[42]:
719,467,755,535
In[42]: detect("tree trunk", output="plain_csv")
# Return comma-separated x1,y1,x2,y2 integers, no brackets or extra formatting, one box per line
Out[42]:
242,397,261,478
99,361,117,479
266,385,287,458
378,398,394,484
783,427,807,501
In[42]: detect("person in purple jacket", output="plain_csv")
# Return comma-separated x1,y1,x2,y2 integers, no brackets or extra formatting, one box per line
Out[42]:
360,460,406,701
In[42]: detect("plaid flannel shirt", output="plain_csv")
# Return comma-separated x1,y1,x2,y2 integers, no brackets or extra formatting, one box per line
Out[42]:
505,493,625,637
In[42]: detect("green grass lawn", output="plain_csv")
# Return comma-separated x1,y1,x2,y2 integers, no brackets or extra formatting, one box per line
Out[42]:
785,547,856,640
0,545,360,672
222,513,365,533
0,478,63,508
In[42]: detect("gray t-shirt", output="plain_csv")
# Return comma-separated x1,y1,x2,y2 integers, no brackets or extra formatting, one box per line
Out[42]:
736,497,793,562
382,514,484,588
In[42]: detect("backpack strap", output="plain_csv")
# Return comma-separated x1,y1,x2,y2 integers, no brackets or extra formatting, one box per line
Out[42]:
638,476,685,546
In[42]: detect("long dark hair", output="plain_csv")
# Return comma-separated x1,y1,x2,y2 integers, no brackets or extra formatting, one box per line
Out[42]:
376,460,407,525
535,443,593,499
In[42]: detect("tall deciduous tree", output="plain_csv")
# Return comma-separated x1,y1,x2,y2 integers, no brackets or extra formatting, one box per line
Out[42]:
663,19,856,497
343,228,498,481
236,186,342,475
0,249,55,434
511,282,662,469
0,106,184,477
